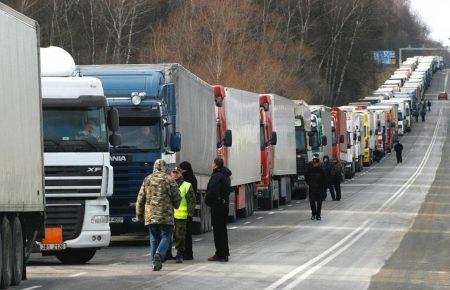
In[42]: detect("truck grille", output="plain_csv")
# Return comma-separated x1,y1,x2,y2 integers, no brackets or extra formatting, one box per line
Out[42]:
44,166,103,195
296,156,307,175
109,161,152,216
45,199,85,241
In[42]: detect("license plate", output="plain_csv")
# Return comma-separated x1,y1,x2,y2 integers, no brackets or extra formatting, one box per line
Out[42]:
109,217,124,224
40,243,67,251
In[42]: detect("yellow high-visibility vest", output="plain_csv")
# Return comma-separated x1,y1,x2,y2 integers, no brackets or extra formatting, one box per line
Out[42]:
174,181,191,220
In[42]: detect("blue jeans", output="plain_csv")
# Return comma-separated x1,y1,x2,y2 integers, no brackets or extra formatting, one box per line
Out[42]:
149,224,174,261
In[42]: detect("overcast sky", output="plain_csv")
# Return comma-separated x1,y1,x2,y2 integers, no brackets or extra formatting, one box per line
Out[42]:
410,0,450,47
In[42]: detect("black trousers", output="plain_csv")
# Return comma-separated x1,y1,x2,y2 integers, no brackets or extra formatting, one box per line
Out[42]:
184,218,193,259
396,152,402,163
309,197,322,218
211,205,229,258
333,181,341,201
323,183,335,200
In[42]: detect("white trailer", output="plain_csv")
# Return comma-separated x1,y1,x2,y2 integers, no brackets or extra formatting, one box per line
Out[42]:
270,94,296,204
221,87,261,219
0,3,45,287
339,106,359,178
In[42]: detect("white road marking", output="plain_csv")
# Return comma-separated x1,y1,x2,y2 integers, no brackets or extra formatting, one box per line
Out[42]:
266,108,443,289
193,238,203,242
257,217,263,220
22,286,42,290
244,221,251,225
445,71,449,89
229,226,238,229
265,220,371,290
284,225,373,289
287,204,293,207
70,272,87,277
296,201,300,204
268,211,275,215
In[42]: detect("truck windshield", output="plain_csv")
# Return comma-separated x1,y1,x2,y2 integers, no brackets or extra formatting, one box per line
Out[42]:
295,127,307,152
43,107,108,152
115,117,161,151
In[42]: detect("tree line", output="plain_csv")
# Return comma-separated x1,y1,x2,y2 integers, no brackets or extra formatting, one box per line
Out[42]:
2,0,446,104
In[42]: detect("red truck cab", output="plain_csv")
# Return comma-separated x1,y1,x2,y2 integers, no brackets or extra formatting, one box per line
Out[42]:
257,94,277,209
330,108,347,161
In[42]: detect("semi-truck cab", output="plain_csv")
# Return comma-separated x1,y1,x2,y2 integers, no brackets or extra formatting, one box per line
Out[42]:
40,47,121,264
309,105,331,159
330,107,347,178
339,106,360,177
293,100,311,199
257,95,278,210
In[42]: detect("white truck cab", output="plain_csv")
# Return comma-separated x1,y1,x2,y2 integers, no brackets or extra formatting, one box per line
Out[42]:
39,47,120,264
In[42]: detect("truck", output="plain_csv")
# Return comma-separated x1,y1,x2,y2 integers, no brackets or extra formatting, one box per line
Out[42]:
330,108,348,176
213,85,260,220
355,110,373,165
338,106,360,178
0,3,45,287
40,47,121,264
293,100,312,199
78,64,216,234
257,94,296,209
381,99,410,135
368,105,395,153
309,105,332,159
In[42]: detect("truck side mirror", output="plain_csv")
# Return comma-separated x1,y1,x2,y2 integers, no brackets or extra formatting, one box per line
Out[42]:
358,136,361,142
108,108,120,132
271,132,277,146
370,130,373,136
109,133,122,147
339,135,345,143
170,132,181,152
347,144,352,149
322,136,327,146
224,129,232,147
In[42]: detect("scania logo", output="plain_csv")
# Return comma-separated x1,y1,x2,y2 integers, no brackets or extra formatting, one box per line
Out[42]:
110,155,127,162
87,167,101,173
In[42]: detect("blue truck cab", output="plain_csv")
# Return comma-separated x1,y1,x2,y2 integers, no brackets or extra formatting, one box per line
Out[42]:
77,65,180,234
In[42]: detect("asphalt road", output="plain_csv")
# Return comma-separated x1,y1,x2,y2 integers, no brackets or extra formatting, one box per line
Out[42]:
18,70,450,290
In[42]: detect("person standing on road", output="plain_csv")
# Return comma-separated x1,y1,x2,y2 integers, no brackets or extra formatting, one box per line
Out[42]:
136,159,181,271
427,99,432,111
171,167,196,264
321,156,335,201
421,108,426,122
179,161,197,260
205,158,232,262
394,140,404,164
306,158,326,220
330,158,343,201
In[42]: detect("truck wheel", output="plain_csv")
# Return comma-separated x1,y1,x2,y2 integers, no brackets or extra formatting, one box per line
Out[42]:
55,248,96,264
10,217,23,286
0,216,12,289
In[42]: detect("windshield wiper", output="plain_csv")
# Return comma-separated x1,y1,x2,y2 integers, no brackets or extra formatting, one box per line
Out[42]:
73,139,98,151
44,139,65,151
116,145,138,149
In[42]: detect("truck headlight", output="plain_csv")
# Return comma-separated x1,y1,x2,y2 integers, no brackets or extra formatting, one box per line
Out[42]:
131,95,142,106
91,215,109,224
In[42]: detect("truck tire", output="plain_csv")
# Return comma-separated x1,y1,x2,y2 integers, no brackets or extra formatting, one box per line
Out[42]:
10,217,23,286
0,216,12,289
55,248,96,264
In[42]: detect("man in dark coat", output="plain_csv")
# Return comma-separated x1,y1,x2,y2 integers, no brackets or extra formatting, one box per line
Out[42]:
427,100,431,111
306,158,326,220
205,158,232,262
394,140,404,164
321,155,335,201
179,161,197,260
330,158,343,201
421,109,426,122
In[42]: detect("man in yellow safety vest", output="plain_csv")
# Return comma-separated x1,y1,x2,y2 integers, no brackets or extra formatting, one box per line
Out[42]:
171,167,196,263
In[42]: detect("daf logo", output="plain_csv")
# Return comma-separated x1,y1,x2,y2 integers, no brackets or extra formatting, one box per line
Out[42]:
87,167,101,173
111,155,127,162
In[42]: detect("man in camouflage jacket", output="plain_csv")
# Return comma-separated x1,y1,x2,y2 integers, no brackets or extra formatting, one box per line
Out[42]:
136,159,181,271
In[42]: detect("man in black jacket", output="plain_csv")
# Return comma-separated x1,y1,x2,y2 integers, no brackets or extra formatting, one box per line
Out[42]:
205,158,232,262
306,158,326,220
394,140,404,164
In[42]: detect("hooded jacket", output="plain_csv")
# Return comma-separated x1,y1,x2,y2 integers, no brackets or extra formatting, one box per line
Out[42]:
205,166,232,208
136,159,181,225
306,164,326,199
180,161,198,194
